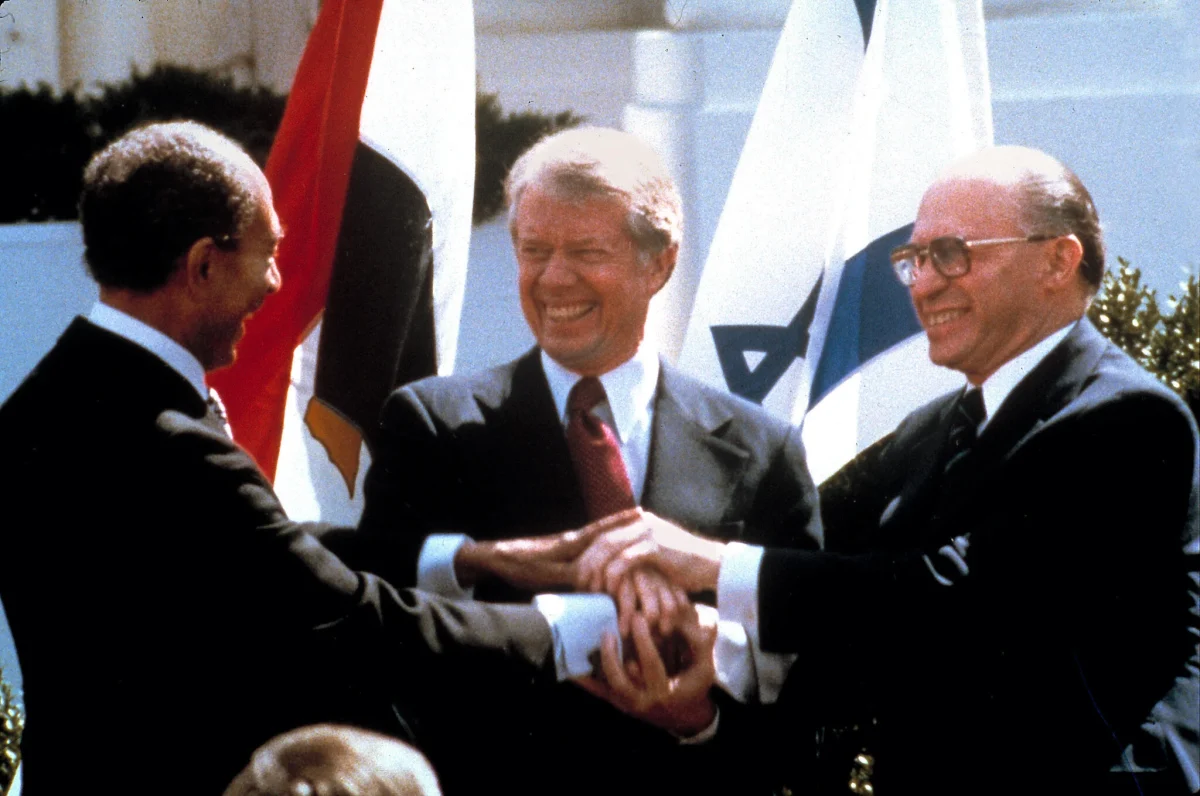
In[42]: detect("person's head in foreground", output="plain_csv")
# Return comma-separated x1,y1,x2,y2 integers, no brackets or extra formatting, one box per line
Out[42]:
505,126,682,376
223,724,442,796
891,144,1103,385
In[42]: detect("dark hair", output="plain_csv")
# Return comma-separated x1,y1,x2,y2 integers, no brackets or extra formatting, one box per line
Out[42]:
1018,159,1105,290
79,121,259,291
223,724,440,796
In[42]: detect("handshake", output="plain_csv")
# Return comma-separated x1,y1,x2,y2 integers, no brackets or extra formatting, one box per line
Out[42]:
453,509,728,736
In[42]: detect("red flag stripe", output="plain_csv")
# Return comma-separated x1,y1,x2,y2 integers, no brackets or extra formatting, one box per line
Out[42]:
210,0,385,479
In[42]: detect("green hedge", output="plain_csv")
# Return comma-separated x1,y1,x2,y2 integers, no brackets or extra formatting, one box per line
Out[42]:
0,65,579,226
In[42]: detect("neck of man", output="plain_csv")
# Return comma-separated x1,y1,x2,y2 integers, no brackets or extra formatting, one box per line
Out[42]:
99,286,200,364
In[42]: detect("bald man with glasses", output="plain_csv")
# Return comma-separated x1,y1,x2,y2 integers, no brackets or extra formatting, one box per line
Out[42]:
574,146,1200,796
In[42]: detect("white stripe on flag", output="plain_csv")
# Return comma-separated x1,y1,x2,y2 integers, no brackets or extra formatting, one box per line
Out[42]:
276,0,476,523
676,0,865,422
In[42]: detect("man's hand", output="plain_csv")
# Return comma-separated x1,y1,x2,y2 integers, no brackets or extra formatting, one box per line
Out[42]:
575,509,726,595
453,515,632,590
574,608,718,737
611,566,690,637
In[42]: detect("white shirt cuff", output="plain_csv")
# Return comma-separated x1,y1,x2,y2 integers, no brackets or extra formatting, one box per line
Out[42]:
717,542,764,633
416,534,474,599
713,542,793,705
533,593,620,681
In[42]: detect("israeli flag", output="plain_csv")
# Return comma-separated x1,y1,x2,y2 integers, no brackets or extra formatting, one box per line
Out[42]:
799,0,992,483
679,0,992,484
677,0,868,422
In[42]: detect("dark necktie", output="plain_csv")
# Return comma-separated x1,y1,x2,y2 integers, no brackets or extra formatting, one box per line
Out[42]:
206,388,234,440
566,377,635,520
943,387,986,478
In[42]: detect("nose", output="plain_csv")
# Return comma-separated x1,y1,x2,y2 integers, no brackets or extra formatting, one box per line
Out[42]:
538,250,577,287
907,257,948,303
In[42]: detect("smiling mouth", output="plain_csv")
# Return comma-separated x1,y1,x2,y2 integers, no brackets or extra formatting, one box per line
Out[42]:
924,308,967,329
545,303,594,322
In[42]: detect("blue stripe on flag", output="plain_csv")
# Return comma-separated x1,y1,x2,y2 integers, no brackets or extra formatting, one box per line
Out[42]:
809,223,921,405
855,0,877,48
711,275,823,405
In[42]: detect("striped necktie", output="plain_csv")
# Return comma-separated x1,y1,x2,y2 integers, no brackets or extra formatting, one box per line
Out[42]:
944,388,986,477
206,388,234,440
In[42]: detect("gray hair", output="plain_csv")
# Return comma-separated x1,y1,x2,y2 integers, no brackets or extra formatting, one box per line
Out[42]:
505,127,682,258
223,724,441,796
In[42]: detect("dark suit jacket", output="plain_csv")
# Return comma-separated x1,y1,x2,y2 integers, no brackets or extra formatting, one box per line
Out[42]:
0,318,555,795
350,347,822,596
759,319,1200,795
341,347,822,794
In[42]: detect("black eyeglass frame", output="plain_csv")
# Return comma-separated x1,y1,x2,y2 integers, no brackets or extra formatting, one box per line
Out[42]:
889,234,1061,287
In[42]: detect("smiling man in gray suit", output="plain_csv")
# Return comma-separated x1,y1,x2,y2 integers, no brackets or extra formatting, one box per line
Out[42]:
341,127,822,795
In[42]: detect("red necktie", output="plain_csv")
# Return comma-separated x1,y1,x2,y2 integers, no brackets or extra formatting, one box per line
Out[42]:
566,377,636,520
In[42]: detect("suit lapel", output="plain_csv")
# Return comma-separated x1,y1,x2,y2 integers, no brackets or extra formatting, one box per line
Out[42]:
642,364,751,533
915,320,1107,543
495,349,589,533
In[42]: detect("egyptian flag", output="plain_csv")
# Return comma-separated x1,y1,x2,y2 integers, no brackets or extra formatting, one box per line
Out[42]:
210,0,475,522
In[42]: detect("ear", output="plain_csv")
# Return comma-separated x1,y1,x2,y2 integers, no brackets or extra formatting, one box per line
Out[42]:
181,237,219,297
1044,234,1084,288
646,243,678,296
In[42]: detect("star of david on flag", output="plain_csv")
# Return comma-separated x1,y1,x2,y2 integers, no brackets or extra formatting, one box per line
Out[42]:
679,0,993,484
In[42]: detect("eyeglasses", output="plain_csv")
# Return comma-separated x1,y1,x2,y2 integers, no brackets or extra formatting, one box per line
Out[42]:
889,234,1060,287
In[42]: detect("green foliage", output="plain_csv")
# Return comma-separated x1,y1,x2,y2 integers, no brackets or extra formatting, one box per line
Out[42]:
1088,258,1200,417
0,67,580,227
474,91,584,225
0,65,285,224
0,668,21,795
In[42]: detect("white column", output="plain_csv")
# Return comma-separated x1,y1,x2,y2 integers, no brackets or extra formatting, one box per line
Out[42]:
625,30,704,360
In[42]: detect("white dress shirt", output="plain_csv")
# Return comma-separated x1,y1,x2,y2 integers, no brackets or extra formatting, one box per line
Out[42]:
416,343,660,596
715,321,1079,704
414,344,660,680
88,302,208,400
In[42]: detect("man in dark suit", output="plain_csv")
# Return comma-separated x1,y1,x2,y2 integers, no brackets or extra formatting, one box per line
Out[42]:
344,127,821,794
0,122,576,796
576,146,1200,795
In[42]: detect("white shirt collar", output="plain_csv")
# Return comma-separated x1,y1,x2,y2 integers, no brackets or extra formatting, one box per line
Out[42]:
88,301,209,400
540,344,660,444
976,321,1075,425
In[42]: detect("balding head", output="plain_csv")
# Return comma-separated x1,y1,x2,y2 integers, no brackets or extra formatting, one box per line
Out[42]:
902,146,1098,385
80,121,267,292
223,724,442,796
939,145,1104,291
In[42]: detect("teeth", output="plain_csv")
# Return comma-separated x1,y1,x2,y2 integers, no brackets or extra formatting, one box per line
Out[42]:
545,303,592,321
926,309,966,328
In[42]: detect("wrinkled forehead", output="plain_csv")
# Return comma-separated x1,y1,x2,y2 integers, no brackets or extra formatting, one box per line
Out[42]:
913,175,1023,240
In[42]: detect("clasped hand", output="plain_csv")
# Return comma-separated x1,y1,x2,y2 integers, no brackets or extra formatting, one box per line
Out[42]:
454,509,725,735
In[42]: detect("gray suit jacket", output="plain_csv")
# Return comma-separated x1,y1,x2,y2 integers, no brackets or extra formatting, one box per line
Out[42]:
348,346,822,601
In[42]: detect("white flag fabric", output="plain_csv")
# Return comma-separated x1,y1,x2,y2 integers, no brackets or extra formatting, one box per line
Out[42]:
677,0,867,421
798,0,993,483
274,0,476,523
678,0,992,485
